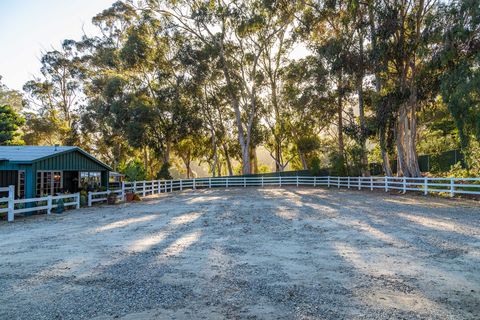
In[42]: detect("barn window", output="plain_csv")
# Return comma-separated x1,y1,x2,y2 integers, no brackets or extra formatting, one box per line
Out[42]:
17,170,25,198
79,171,101,190
36,171,63,196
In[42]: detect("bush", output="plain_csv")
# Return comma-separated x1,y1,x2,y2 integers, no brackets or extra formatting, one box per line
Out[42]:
156,162,172,180
310,157,322,176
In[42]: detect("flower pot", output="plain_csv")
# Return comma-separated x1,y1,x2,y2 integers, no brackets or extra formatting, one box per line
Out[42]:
126,192,135,202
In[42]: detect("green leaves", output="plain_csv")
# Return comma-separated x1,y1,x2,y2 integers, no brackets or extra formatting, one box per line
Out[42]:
0,105,25,145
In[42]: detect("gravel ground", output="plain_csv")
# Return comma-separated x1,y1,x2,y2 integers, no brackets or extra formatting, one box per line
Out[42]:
0,187,479,319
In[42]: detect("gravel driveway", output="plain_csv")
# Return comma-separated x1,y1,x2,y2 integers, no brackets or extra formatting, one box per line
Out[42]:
0,187,479,319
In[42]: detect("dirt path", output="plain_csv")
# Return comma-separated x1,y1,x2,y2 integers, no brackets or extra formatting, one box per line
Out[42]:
0,187,479,319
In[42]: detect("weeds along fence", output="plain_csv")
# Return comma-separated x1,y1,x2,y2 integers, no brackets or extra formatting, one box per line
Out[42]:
2,176,479,222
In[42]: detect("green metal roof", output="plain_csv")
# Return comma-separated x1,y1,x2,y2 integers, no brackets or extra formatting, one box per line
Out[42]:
0,146,112,170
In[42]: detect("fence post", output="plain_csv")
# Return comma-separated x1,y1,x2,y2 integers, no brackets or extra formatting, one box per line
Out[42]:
402,177,406,194
193,178,196,190
314,176,316,187
7,185,14,222
75,193,80,209
180,179,183,191
327,176,330,188
142,181,146,197
261,176,264,187
279,176,282,187
347,177,350,188
88,192,92,207
165,181,167,193
450,178,454,197
158,180,161,194
170,180,173,192
385,176,389,192
244,177,246,188
47,195,52,215
121,181,125,201
424,177,428,195
358,177,361,190
296,176,299,187
337,177,340,188
370,176,373,191
133,181,137,193
226,177,229,188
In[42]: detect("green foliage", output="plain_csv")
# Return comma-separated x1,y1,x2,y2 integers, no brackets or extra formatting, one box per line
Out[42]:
0,105,25,145
156,162,172,180
309,157,322,176
120,159,147,181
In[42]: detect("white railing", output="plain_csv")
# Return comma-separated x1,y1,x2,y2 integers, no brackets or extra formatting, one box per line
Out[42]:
1,186,80,222
102,175,480,200
3,175,478,222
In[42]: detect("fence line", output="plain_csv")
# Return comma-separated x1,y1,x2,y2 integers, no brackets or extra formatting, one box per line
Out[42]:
2,176,479,222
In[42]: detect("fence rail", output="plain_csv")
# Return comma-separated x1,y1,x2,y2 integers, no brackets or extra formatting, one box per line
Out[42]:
2,176,479,222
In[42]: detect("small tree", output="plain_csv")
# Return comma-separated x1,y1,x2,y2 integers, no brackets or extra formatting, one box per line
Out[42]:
0,105,25,145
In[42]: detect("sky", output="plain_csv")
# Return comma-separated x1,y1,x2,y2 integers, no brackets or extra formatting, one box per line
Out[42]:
0,0,115,90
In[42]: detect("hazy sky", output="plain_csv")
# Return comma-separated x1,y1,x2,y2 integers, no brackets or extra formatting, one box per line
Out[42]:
0,0,115,90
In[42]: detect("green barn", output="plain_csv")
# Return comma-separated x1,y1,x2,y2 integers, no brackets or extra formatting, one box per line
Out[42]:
0,146,111,198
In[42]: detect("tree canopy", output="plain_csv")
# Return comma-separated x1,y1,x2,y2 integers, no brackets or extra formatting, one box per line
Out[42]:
4,0,480,178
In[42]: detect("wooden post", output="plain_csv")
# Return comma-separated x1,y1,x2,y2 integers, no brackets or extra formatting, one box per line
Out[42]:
142,181,146,197
424,177,428,195
347,176,350,188
209,178,211,188
450,179,454,197
158,180,161,194
226,177,229,188
358,177,361,190
170,180,173,192
193,178,196,190
385,176,389,192
47,195,52,215
7,185,15,222
261,176,264,187
75,193,80,209
370,176,373,191
121,181,125,201
88,192,92,207
337,177,340,188
314,176,316,187
296,176,299,187
403,177,407,194
133,181,137,193
244,177,246,188
180,179,183,191
327,176,330,188
279,176,282,187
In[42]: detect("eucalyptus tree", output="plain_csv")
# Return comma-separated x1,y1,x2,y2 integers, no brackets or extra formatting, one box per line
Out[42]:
433,0,480,160
282,56,336,170
23,41,83,144
148,0,291,174
376,0,438,177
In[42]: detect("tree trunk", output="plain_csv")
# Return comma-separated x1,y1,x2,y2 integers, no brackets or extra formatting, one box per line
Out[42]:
357,32,370,177
222,143,233,176
379,129,393,176
337,73,345,174
218,43,250,175
299,151,308,170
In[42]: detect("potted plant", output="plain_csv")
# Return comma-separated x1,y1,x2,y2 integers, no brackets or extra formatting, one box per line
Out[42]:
125,192,135,202
55,198,65,214
107,192,117,205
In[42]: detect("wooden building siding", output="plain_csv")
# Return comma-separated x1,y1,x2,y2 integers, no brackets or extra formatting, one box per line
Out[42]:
32,150,108,171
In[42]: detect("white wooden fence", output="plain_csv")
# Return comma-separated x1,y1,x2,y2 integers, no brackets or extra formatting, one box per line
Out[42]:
2,176,479,222
0,185,80,222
